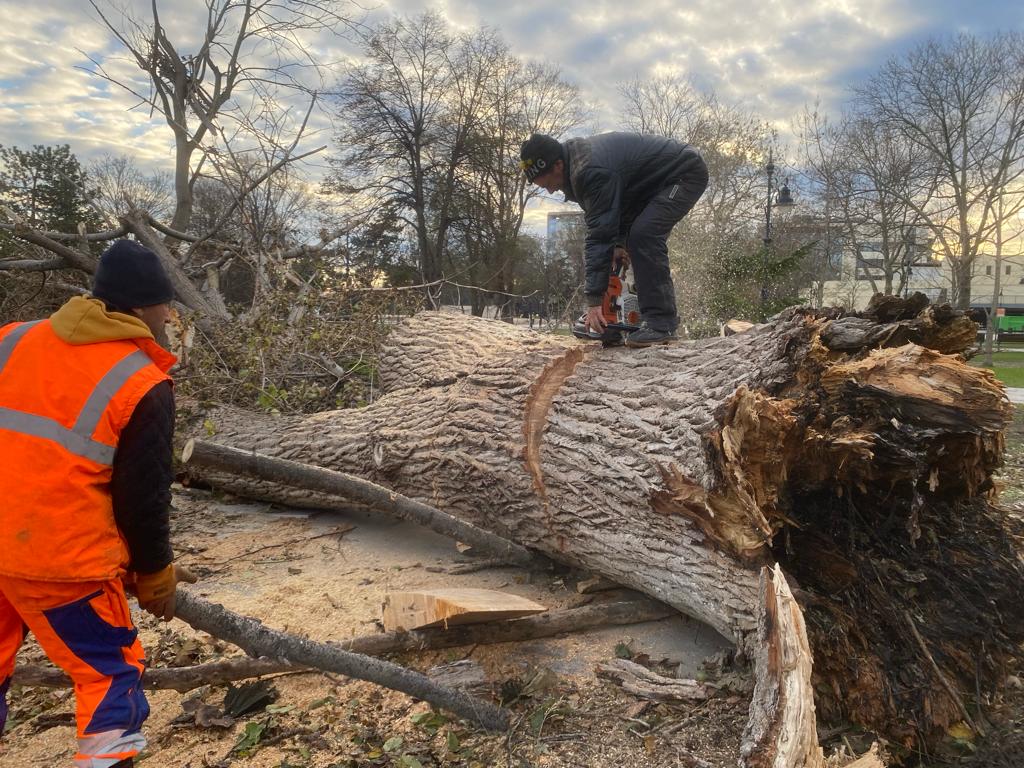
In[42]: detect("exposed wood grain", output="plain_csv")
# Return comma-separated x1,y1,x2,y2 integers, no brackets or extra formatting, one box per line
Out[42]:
381,588,546,632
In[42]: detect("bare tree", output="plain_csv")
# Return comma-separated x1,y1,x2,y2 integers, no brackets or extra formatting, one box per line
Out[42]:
796,106,934,304
88,154,174,224
451,54,585,315
331,13,584,295
87,0,354,234
854,32,1024,308
330,12,461,284
618,75,704,139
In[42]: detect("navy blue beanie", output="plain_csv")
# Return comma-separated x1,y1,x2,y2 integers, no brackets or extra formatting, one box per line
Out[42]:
92,240,175,309
520,134,563,181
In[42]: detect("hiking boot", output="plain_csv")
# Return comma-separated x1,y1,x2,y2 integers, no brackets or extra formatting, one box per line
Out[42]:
625,323,677,348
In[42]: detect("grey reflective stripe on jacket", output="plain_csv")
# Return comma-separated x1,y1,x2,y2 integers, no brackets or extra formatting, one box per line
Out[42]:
0,320,42,375
0,323,151,466
0,406,118,464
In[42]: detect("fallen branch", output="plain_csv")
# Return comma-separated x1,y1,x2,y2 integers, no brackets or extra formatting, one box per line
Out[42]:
15,596,672,692
182,439,549,570
596,658,708,702
13,656,296,693
0,223,127,242
0,257,71,272
121,211,230,324
1,209,98,273
173,590,509,731
144,214,233,251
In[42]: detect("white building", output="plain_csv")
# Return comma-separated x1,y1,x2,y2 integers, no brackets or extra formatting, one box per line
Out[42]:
809,221,1024,313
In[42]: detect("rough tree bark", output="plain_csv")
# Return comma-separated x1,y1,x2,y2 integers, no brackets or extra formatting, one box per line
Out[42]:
188,295,1024,759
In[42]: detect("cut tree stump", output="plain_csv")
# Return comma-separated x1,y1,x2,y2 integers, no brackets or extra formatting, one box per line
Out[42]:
186,295,1024,758
381,588,547,632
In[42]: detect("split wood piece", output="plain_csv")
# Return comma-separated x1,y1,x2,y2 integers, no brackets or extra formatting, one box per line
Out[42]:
173,590,509,731
182,439,547,570
382,588,547,632
14,596,673,693
841,743,886,768
740,564,826,768
596,658,708,702
722,319,755,336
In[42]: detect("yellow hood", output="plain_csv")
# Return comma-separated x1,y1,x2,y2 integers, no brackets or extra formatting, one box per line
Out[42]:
49,296,155,346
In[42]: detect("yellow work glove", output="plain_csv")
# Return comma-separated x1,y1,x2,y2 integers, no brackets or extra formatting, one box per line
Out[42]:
133,563,198,621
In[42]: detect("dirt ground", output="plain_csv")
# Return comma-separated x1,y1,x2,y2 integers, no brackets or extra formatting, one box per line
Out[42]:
2,411,1023,767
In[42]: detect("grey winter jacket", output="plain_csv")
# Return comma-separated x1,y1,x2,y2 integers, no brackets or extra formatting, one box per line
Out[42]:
562,132,703,299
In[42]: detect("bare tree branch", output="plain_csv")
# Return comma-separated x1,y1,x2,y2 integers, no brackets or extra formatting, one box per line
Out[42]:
0,208,99,273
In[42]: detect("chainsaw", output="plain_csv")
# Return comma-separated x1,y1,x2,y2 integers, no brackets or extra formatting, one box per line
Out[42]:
572,254,641,346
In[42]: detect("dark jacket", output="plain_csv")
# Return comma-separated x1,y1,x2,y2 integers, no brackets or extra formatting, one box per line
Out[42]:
562,132,703,299
112,380,175,574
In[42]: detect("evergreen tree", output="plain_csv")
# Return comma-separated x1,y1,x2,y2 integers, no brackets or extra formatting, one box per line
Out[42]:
0,144,98,232
0,144,104,260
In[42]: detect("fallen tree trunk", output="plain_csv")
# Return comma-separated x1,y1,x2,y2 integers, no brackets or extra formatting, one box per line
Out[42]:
14,595,672,692
188,295,1024,759
182,439,547,569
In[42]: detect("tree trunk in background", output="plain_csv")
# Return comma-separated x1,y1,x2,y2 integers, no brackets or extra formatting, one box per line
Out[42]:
188,294,1024,757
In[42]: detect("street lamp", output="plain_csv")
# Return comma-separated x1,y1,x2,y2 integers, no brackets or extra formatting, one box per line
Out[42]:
760,150,796,306
763,153,795,246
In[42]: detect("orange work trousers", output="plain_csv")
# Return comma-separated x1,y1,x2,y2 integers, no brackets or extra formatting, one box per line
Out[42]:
0,576,148,767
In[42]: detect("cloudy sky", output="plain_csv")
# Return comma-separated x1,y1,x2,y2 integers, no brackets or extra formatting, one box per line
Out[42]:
0,0,1020,226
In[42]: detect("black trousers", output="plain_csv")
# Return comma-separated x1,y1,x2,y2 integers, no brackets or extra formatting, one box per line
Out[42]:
625,154,709,332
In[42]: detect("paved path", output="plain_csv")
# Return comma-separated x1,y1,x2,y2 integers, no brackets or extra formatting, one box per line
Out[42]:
1005,387,1024,404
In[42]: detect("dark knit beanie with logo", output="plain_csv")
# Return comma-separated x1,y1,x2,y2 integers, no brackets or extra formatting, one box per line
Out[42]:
520,134,563,181
92,240,175,310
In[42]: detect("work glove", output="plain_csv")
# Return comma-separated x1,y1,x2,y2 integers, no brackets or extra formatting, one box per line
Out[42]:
133,563,198,621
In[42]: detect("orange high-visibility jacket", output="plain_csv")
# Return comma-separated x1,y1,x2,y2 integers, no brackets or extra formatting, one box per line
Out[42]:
0,298,175,581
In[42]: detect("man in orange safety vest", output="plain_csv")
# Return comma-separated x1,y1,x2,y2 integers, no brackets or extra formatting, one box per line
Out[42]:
0,239,196,768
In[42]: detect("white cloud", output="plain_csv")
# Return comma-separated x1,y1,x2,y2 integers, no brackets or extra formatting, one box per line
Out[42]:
0,0,1016,197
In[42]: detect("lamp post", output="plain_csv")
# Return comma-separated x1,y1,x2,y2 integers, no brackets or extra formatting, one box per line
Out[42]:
760,150,795,307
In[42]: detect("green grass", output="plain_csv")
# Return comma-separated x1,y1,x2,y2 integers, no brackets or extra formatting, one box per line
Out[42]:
979,352,1024,364
971,350,1024,387
998,405,1024,504
993,368,1024,387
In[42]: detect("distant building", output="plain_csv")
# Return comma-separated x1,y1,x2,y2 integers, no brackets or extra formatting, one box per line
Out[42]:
546,210,583,249
815,228,947,309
